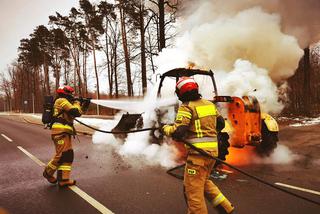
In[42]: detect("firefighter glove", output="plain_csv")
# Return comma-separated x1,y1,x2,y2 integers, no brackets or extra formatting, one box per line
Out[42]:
161,124,172,136
172,125,188,141
81,98,91,111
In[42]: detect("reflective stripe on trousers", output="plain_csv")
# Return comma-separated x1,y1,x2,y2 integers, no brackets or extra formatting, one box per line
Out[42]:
58,165,72,171
212,192,226,207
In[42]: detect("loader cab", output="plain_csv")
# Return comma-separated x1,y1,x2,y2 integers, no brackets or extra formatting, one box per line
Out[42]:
157,68,218,99
155,68,220,126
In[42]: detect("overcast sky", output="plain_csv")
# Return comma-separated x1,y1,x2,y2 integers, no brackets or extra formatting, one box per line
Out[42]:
0,0,79,74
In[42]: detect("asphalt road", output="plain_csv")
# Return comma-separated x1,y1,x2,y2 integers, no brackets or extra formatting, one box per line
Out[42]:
0,116,319,214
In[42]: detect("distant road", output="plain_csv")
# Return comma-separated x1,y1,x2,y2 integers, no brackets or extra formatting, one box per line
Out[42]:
0,116,319,214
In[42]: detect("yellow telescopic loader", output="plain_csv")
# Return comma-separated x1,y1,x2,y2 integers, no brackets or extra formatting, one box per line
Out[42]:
112,68,279,161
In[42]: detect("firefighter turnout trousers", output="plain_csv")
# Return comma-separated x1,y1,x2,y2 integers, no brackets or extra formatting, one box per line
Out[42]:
44,133,74,183
184,153,234,214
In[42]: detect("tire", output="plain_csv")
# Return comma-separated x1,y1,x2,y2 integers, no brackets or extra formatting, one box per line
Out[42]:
256,121,278,156
214,132,230,167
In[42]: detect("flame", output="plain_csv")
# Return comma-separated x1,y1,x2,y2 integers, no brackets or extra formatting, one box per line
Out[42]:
170,139,258,166
226,146,257,166
187,61,196,69
168,140,188,164
170,140,258,167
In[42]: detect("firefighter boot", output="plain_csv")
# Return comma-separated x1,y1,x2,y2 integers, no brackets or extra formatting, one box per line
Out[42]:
43,170,57,184
57,170,76,187
43,160,58,184
58,179,76,187
216,198,234,214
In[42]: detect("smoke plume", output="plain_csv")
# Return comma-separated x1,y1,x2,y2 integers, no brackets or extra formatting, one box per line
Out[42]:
254,144,301,165
156,2,305,113
180,0,320,47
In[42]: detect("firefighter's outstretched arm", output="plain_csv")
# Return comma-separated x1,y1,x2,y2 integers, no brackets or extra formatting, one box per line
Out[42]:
60,99,83,117
162,104,191,138
73,97,91,113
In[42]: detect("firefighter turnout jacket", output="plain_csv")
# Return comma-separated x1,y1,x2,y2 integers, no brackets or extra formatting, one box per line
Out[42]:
51,98,83,135
163,98,219,155
43,97,85,187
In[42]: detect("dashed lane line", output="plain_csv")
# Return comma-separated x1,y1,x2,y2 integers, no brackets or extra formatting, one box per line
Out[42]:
17,145,114,214
275,182,320,196
1,134,13,143
69,186,114,214
17,146,45,167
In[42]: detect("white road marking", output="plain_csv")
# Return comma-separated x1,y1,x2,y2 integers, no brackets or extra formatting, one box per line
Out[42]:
17,146,45,167
69,186,114,214
16,146,114,214
275,182,320,196
1,134,13,142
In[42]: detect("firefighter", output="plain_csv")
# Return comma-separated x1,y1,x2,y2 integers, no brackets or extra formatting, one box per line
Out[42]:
43,85,90,187
162,77,234,214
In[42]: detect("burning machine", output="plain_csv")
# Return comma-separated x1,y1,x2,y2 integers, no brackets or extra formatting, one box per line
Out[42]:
113,68,279,160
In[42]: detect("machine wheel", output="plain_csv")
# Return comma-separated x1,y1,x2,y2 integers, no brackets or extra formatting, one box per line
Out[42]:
256,121,278,156
214,132,230,167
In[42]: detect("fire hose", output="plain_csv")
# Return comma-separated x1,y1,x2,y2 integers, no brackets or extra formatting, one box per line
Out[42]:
180,140,320,206
74,118,320,206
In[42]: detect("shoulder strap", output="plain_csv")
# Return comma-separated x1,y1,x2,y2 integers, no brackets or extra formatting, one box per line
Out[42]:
48,111,64,129
48,98,63,128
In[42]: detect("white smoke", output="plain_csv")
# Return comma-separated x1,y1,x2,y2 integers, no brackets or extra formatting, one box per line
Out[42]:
183,6,303,82
92,85,178,168
92,129,159,167
217,59,283,113
229,144,301,166
91,113,123,146
156,5,303,113
93,127,178,168
118,133,177,168
254,144,301,164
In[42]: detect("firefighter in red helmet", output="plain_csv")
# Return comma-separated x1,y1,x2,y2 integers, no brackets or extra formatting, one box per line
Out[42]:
43,85,90,187
162,77,234,214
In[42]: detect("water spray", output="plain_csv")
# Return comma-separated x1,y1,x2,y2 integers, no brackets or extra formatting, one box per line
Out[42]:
75,118,157,134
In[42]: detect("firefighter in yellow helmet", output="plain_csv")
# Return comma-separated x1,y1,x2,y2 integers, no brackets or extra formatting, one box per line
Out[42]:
162,77,234,214
43,85,90,187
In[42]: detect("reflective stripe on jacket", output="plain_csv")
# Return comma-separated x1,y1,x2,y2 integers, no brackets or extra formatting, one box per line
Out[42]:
163,98,219,155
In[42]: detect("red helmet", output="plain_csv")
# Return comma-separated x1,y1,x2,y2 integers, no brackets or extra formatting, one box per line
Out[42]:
56,85,74,95
176,77,199,96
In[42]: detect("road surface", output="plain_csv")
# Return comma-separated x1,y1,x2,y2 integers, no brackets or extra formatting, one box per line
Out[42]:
0,115,319,214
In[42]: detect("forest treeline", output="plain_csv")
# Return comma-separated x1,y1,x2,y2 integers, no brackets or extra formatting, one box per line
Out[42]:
0,0,319,116
286,47,320,116
0,0,179,114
